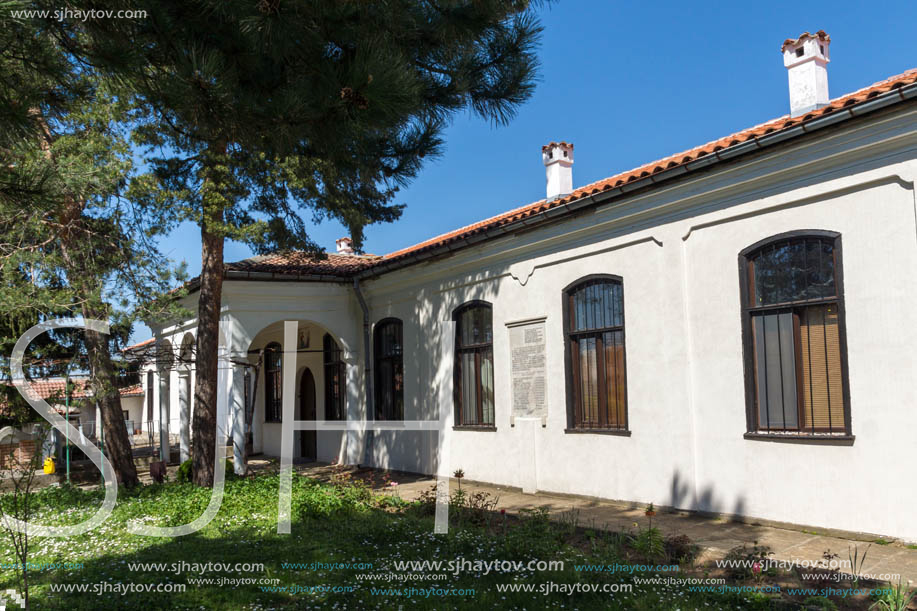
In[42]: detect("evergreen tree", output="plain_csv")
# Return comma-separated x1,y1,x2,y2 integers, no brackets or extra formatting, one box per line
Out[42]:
0,6,184,485
53,0,543,485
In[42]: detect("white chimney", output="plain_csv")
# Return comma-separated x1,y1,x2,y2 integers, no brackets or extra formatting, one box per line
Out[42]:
335,236,354,255
542,141,574,200
782,30,831,117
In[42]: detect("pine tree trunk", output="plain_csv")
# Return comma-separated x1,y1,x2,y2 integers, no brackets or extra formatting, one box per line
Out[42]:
57,211,140,488
82,312,140,487
191,205,224,487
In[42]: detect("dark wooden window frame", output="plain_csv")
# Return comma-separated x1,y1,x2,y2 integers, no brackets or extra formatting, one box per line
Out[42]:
562,274,631,436
264,342,283,423
738,230,854,442
453,300,496,430
373,317,404,421
323,333,347,421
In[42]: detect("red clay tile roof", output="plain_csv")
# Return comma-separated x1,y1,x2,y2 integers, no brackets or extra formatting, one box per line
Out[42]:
123,337,155,352
23,378,92,400
782,30,830,52
380,67,917,264
225,251,379,277
213,68,916,281
0,378,89,415
118,383,144,397
1,378,143,407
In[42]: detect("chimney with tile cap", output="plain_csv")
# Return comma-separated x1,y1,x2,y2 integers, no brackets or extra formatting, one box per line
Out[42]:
542,141,574,200
782,30,831,117
336,236,354,255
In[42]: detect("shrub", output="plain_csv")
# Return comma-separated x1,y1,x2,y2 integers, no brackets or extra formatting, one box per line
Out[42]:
633,526,665,563
803,596,838,611
176,459,234,483
722,541,774,580
664,533,699,564
176,460,192,483
504,507,556,558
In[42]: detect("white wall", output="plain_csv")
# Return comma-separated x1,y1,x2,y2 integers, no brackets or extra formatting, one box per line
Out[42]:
121,397,144,433
352,108,917,540
153,107,917,540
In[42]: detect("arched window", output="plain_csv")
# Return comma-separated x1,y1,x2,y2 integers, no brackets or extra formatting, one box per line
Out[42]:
453,302,494,428
563,276,628,431
264,342,282,422
323,334,346,421
739,231,850,436
374,319,404,420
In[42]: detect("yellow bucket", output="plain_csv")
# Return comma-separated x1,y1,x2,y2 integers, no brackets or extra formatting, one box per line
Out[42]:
43,457,56,474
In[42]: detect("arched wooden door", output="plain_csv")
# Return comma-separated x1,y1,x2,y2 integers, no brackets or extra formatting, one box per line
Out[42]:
299,368,317,460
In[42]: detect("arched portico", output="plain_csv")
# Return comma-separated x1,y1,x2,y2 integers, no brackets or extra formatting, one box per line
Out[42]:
238,317,363,464
157,280,367,475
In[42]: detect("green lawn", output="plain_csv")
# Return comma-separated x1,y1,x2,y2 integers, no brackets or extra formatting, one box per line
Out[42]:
0,472,776,609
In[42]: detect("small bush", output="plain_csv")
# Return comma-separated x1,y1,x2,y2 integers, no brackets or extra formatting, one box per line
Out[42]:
176,459,192,483
633,526,665,563
664,533,699,564
803,596,838,610
176,459,234,483
413,483,497,525
722,541,774,580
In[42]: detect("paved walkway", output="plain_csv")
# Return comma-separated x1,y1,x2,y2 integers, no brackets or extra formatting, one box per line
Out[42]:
290,462,917,585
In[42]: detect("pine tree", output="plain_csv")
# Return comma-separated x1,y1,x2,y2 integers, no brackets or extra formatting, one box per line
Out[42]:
0,7,184,485
53,0,543,485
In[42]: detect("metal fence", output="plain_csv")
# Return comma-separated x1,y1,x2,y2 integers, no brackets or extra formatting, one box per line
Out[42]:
55,419,182,462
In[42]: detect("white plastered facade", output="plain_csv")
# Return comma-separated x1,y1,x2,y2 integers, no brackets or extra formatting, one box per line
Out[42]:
147,105,917,541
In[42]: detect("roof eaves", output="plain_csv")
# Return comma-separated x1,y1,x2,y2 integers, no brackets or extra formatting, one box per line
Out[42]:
357,78,917,279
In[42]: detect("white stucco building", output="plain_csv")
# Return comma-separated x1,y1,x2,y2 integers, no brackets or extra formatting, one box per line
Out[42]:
136,33,917,541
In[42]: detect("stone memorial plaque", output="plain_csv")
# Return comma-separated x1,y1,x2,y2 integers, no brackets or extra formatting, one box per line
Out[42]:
507,318,547,419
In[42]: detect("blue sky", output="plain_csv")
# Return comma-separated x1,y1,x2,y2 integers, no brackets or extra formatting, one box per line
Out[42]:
133,0,917,343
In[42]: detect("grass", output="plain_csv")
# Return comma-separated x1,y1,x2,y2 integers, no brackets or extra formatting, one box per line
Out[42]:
0,471,782,610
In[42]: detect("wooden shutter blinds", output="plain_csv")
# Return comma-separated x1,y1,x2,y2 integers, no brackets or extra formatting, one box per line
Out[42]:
567,278,627,430
799,304,845,431
743,233,849,435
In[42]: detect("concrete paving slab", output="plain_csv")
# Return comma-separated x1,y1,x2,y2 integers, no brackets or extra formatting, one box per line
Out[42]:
289,462,917,585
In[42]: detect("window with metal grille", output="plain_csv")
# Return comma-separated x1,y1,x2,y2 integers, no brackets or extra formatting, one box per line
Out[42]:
264,342,283,422
146,371,154,422
374,319,404,420
323,334,346,421
563,276,628,431
453,302,495,427
739,231,851,436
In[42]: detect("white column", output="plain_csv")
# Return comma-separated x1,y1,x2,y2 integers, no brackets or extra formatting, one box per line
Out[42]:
231,361,247,475
179,374,191,463
343,352,362,465
216,320,233,460
159,371,170,462
435,319,455,478
434,319,455,534
277,321,298,533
